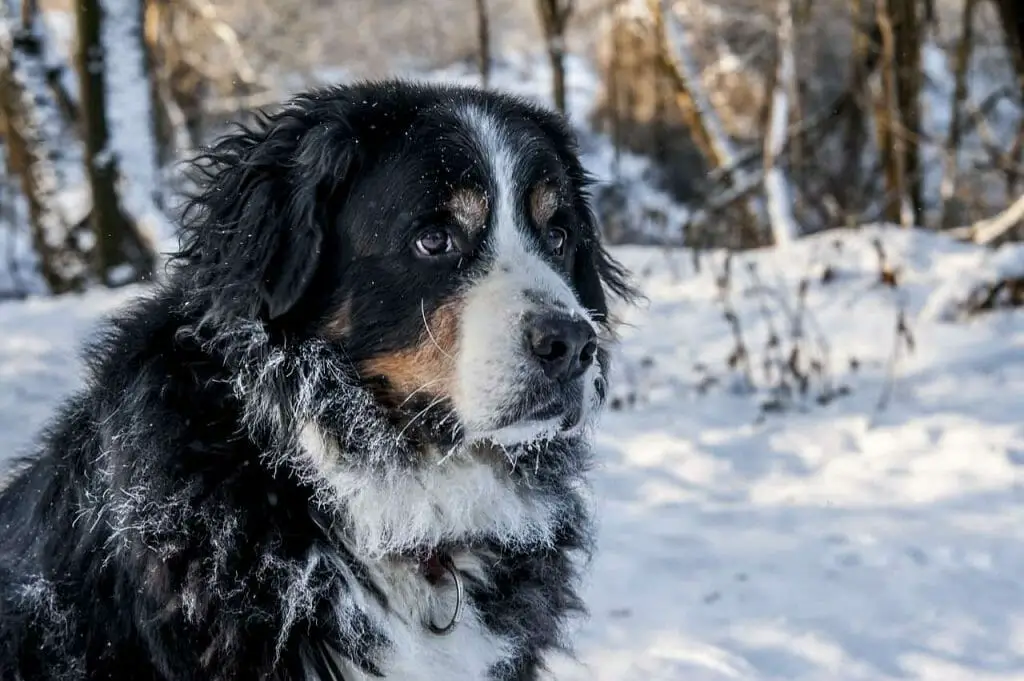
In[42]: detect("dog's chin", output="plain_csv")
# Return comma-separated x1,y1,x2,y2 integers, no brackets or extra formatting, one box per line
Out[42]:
461,374,606,448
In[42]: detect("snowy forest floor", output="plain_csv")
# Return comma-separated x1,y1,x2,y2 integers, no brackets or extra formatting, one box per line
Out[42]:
2,227,1023,680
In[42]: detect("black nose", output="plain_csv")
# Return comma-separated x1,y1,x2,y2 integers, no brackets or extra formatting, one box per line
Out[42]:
525,314,598,381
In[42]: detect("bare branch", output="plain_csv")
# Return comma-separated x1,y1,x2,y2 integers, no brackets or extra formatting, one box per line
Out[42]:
873,0,912,227
950,194,1024,246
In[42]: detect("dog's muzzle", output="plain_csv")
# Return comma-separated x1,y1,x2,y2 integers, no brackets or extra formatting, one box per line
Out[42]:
455,257,606,444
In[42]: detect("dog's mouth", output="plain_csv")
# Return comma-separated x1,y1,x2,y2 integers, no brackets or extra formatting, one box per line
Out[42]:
475,374,606,445
376,370,607,452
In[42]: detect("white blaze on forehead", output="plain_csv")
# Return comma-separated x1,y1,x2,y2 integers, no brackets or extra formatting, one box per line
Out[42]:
455,105,585,312
451,105,601,440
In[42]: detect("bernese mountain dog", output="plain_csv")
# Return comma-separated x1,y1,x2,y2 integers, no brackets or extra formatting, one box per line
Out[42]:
0,81,636,680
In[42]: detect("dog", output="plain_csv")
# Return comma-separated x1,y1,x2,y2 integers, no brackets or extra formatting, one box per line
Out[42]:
0,81,635,680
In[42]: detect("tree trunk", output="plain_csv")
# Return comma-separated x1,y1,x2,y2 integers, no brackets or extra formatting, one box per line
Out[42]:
143,0,194,170
0,0,92,293
475,0,491,88
535,0,573,114
939,0,977,227
140,0,166,206
100,0,162,237
991,0,1024,100
891,0,923,222
873,0,912,226
992,0,1024,200
606,2,623,177
786,0,807,180
76,0,155,285
143,0,168,167
841,0,870,222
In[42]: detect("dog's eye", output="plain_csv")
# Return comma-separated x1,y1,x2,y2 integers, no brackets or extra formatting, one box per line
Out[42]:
545,226,567,256
414,229,456,257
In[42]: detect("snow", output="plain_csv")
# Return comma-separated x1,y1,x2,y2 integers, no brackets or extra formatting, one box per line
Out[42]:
922,239,1024,322
3,225,1024,680
548,226,1024,680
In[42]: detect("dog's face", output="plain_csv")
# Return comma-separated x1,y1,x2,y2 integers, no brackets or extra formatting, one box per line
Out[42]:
322,101,625,447
180,82,633,452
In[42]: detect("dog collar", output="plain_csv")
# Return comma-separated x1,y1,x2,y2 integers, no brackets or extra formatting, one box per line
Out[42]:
421,552,464,636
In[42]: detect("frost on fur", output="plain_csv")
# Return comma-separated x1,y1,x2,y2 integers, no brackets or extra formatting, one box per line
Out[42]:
187,318,596,561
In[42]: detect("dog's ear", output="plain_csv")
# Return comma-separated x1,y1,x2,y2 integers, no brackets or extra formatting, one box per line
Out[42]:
571,198,640,327
517,105,639,326
177,105,355,322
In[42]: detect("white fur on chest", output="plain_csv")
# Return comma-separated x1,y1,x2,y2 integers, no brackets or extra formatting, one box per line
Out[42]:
295,424,544,679
319,553,511,681
297,423,561,559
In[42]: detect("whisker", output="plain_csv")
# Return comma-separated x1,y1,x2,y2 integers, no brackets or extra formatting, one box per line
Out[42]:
436,443,461,467
397,377,444,408
421,299,455,361
435,409,458,429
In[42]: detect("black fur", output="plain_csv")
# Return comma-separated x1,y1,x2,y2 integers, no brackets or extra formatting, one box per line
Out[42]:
0,81,636,680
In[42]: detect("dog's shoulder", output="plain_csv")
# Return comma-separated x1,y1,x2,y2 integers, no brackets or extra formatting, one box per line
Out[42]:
0,286,285,678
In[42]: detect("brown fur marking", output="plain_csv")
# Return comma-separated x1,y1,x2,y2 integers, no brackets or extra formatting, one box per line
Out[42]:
530,183,559,226
447,188,489,236
359,301,462,402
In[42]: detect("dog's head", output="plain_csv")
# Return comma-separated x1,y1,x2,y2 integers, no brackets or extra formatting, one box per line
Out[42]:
177,81,635,454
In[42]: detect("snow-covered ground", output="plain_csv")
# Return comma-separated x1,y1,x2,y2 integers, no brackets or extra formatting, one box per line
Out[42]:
547,228,1024,681
2,227,1023,680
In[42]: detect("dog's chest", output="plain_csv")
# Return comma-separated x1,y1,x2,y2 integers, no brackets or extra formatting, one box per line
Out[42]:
327,553,511,681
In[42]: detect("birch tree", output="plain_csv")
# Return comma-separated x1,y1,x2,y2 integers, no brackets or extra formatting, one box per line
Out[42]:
655,0,767,246
99,0,163,241
0,0,92,293
763,0,799,246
